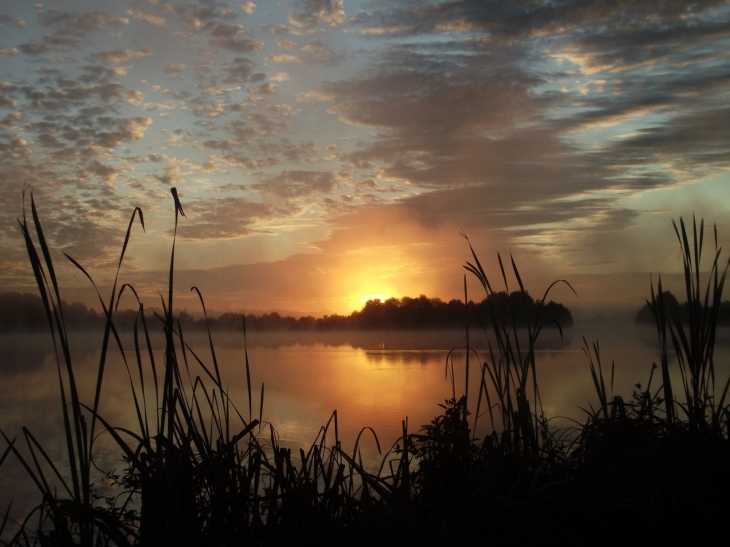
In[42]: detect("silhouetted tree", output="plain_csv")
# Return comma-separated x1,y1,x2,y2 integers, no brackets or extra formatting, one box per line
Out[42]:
0,292,47,332
0,291,574,333
635,290,730,325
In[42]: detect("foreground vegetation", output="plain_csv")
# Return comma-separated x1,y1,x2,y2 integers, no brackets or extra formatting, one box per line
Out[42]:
1,190,729,546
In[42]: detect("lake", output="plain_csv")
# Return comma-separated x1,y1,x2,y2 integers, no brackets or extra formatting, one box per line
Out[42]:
2,322,730,534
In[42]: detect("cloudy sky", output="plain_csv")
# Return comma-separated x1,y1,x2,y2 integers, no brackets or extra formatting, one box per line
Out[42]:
0,0,728,316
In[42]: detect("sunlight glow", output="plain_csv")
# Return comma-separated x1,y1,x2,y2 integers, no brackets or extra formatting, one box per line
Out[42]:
346,293,393,314
360,294,393,306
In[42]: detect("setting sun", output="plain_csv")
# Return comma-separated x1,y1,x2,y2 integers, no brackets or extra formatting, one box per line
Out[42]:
354,293,393,311
343,287,395,314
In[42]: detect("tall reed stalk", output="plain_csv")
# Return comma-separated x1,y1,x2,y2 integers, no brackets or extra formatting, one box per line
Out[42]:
461,232,575,465
1,188,143,546
2,189,396,546
648,216,730,432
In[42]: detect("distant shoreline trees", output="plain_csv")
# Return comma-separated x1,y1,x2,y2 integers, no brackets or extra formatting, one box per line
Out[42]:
0,291,573,333
634,290,730,325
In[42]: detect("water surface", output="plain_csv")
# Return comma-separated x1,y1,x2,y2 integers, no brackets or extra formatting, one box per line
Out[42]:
2,323,729,534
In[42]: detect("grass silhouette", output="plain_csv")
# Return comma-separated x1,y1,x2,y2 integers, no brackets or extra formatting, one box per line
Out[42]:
1,190,729,546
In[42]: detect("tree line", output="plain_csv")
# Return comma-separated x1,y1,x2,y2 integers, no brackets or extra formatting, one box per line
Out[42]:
0,291,573,333
634,290,730,325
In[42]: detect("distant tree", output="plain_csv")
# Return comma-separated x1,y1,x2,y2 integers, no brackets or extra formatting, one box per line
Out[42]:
0,292,47,332
0,291,575,333
297,315,317,330
318,313,350,330
719,301,730,325
635,291,730,326
330,292,571,331
635,291,682,325
471,291,572,329
542,299,574,328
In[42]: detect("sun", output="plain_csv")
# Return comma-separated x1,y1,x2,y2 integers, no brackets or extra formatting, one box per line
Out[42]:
345,293,393,313
360,293,393,306
340,260,400,313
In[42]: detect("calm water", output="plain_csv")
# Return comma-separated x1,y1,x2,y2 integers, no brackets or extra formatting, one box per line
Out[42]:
2,323,730,532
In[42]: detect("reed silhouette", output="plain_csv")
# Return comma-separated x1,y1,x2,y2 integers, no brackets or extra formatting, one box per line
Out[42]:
1,191,729,546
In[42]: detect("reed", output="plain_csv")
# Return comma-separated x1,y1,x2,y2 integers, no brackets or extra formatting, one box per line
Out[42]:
663,217,730,432
0,188,143,546
461,232,575,466
0,189,403,546
566,216,730,543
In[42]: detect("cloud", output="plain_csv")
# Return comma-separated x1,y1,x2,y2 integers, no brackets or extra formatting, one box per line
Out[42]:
191,102,224,117
315,48,538,141
300,41,341,65
239,3,257,14
356,178,377,189
289,0,345,29
306,1,730,242
95,49,153,63
0,135,26,150
87,159,124,183
249,83,276,94
200,115,312,170
601,106,730,176
119,153,166,163
267,53,299,63
38,8,129,46
95,83,143,104
212,35,265,53
253,170,338,198
18,78,144,110
183,14,265,52
219,112,291,141
18,41,50,56
204,22,244,38
155,165,184,185
267,42,342,68
212,152,281,169
353,1,729,40
275,39,297,50
164,63,186,77
38,8,129,32
268,24,291,36
14,8,132,56
95,117,152,147
220,57,263,84
176,197,273,239
0,112,21,128
126,7,166,27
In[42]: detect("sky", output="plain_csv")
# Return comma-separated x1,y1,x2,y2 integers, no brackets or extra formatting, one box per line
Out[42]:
0,0,729,317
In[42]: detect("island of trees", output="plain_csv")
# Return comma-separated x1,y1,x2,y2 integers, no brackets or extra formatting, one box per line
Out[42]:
635,290,730,325
0,291,572,333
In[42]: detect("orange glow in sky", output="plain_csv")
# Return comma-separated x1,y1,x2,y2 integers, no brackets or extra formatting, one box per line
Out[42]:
0,1,728,316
